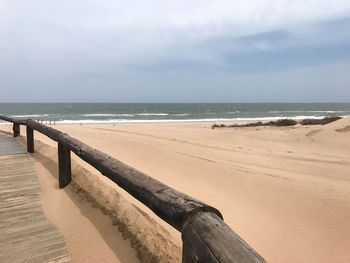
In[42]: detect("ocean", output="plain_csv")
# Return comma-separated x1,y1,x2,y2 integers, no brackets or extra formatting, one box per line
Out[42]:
0,103,349,124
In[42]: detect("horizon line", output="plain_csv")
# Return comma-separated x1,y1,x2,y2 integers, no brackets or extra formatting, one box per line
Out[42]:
1,102,350,104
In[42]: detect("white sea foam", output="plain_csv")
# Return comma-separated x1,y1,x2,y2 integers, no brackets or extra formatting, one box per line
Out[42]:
0,121,11,124
46,115,345,125
173,114,189,116
268,110,345,113
11,114,50,118
82,113,135,117
136,113,169,116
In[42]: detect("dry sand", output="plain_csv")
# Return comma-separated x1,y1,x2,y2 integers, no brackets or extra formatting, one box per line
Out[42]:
9,136,140,263
1,117,350,262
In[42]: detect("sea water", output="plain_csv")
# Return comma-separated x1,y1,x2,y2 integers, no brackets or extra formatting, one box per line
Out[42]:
0,103,350,124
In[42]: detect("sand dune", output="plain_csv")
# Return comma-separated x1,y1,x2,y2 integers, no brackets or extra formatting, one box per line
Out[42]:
1,118,350,262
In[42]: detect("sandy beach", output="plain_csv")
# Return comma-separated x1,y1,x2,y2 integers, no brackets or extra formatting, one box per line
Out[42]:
1,117,350,262
2,1,350,262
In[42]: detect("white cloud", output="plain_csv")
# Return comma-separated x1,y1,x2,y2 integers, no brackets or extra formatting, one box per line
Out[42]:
2,0,350,44
1,0,349,66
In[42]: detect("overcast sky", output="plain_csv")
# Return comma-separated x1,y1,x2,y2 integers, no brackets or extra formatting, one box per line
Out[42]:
1,0,350,103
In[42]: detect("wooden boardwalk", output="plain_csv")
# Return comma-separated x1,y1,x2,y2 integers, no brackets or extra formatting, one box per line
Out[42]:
0,134,71,263
0,134,26,156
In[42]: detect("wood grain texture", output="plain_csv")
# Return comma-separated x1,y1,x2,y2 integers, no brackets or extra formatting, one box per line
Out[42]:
181,212,266,263
0,134,26,156
0,154,71,263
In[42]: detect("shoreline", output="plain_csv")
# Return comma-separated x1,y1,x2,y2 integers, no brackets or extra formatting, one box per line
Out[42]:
0,115,347,125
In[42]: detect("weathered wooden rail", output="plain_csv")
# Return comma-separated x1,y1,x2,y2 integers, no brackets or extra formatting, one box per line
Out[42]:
0,115,266,263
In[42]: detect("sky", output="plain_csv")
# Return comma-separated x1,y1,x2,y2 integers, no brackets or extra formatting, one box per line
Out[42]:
1,0,350,103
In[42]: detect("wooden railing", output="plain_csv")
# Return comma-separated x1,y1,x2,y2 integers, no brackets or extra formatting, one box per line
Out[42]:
0,115,266,263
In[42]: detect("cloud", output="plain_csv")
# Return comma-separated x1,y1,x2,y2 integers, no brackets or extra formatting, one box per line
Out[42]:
2,1,350,55
0,0,350,102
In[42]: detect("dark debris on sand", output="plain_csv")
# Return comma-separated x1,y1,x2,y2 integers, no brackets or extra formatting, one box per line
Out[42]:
212,116,342,129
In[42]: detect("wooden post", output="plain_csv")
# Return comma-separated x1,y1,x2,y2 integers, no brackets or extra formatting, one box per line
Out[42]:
13,123,20,137
26,126,34,153
58,142,71,188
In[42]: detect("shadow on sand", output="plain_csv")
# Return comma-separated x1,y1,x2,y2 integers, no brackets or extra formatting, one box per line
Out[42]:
24,141,144,263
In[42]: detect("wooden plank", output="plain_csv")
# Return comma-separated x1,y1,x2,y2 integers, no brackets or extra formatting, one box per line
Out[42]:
182,211,266,263
58,142,71,188
0,154,71,263
0,134,26,156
